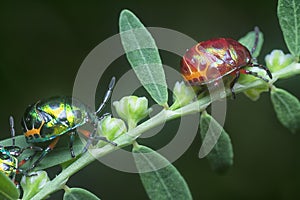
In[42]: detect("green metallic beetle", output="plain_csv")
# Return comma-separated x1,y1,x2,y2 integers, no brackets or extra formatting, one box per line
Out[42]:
0,147,19,181
1,117,42,182
21,77,117,171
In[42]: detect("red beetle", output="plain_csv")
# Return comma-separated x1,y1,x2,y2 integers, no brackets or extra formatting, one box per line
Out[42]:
180,27,272,98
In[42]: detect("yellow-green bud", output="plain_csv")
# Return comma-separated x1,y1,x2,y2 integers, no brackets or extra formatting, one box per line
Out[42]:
113,96,152,129
98,116,127,140
170,81,196,110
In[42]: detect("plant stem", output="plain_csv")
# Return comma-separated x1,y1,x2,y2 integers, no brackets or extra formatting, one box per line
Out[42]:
31,62,300,199
128,119,137,131
30,97,210,199
31,152,95,200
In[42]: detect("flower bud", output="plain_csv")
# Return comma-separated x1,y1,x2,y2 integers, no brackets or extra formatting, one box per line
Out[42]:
98,116,127,140
171,81,196,110
265,49,294,72
21,171,50,200
113,96,152,128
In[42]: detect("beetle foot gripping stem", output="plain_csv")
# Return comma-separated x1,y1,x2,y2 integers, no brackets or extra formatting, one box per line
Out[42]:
93,136,117,146
82,135,117,154
251,63,273,79
241,69,271,82
19,168,37,177
229,71,240,99
25,150,50,173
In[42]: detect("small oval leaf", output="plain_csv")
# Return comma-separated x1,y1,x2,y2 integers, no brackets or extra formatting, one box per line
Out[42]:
132,144,192,200
200,112,233,174
271,87,300,133
278,0,300,58
0,171,19,200
238,27,263,58
63,188,100,200
119,9,168,107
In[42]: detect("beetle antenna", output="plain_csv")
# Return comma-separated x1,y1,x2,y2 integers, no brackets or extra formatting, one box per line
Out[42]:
22,117,28,131
95,77,116,114
9,116,16,146
251,26,260,55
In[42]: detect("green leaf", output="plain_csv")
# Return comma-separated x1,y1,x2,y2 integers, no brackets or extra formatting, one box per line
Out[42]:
21,171,50,200
278,0,300,58
119,9,168,107
0,135,84,171
238,27,263,58
0,171,19,200
271,87,300,133
200,112,233,174
243,83,269,101
132,144,192,200
63,188,100,200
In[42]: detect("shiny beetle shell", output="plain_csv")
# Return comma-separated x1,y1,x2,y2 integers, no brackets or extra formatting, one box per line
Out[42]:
181,38,251,85
21,97,95,143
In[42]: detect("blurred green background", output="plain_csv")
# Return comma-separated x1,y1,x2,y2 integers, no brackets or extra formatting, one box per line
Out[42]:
0,0,299,199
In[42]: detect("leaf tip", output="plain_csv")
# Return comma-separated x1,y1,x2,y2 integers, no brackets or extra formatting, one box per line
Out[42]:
120,9,132,17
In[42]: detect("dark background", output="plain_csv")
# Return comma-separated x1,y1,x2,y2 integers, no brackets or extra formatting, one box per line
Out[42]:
0,0,299,199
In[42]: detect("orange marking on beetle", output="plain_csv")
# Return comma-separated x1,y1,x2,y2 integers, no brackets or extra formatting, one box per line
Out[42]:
25,120,45,137
181,53,210,83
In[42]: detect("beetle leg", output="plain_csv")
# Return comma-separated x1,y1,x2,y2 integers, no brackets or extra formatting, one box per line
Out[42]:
19,145,44,155
17,167,36,177
81,119,102,153
240,69,270,82
81,119,98,154
18,146,43,166
95,77,116,114
26,137,60,172
81,138,94,154
93,136,117,146
69,132,76,158
230,71,240,99
19,151,38,167
251,26,260,55
97,113,111,121
251,63,273,79
94,114,117,146
18,158,38,177
81,119,117,154
87,112,110,146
